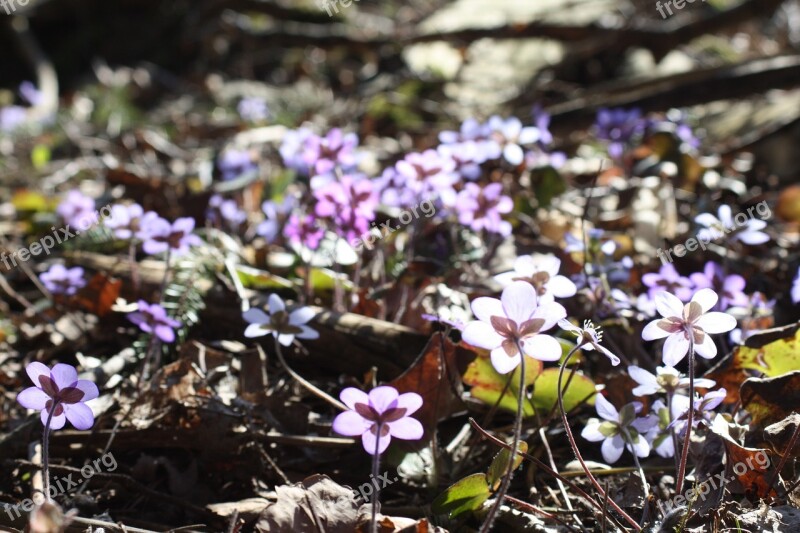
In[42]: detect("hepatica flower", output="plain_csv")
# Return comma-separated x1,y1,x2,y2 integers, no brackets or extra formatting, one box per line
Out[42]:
303,128,359,176
494,254,577,298
127,301,181,343
594,107,646,160
313,173,377,241
642,289,737,366
237,96,270,122
104,203,144,240
284,214,325,251
40,265,86,296
670,389,727,436
689,261,748,310
332,386,423,455
243,294,319,346
558,319,620,366
642,263,693,302
628,365,715,397
581,395,655,464
218,149,258,181
455,182,513,236
140,216,202,256
18,362,98,430
695,205,769,245
462,281,566,374
643,399,675,458
487,115,541,165
57,190,95,228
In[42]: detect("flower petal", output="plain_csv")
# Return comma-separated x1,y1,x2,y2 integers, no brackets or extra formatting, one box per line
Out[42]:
693,336,718,359
521,334,562,361
74,380,99,402
692,289,719,315
388,417,424,440
340,387,369,410
154,325,175,343
63,403,95,430
41,408,66,430
662,333,690,367
602,434,625,464
297,325,320,340
581,420,605,442
289,307,316,326
628,434,650,458
695,312,737,334
332,410,371,436
368,386,399,414
362,430,391,455
50,364,78,389
244,324,268,338
462,321,504,350
396,392,423,416
277,333,295,346
17,387,49,410
243,308,270,326
25,362,50,386
268,294,285,314
642,320,672,341
470,297,504,323
501,281,537,323
490,348,521,374
548,275,577,298
654,291,684,319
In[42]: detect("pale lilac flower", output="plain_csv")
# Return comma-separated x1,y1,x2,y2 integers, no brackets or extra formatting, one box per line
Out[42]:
670,389,727,436
487,115,541,165
243,294,318,346
455,182,513,236
461,281,566,374
332,386,423,455
531,105,554,146
628,365,715,397
256,196,295,242
57,191,96,228
642,263,693,302
313,173,377,241
237,96,269,122
393,150,460,206
595,108,646,160
695,205,769,245
689,261,748,310
494,254,577,298
642,289,737,367
727,292,775,344
104,203,144,239
19,81,43,106
17,362,98,430
127,301,181,343
40,265,85,296
280,127,315,174
218,149,257,181
0,106,27,132
303,128,358,176
643,400,674,458
581,395,655,464
439,117,489,144
284,214,325,250
207,195,246,229
436,143,483,180
525,146,567,169
558,319,620,366
792,267,800,304
140,217,202,256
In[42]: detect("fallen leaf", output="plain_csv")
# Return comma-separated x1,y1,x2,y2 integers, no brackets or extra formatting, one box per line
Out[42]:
741,371,800,428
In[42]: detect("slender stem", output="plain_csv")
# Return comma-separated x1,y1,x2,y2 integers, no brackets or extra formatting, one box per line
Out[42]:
558,346,642,531
371,424,381,533
42,400,59,502
129,240,140,293
159,247,172,298
478,343,526,533
268,341,347,411
675,341,695,495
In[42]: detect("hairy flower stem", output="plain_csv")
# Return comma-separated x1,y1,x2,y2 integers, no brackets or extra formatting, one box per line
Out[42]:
371,424,382,533
41,400,59,503
478,341,527,533
269,341,347,411
558,346,642,531
675,341,695,496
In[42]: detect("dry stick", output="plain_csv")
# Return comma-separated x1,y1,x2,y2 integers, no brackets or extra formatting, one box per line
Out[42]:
766,416,800,494
558,346,642,531
675,340,695,496
469,418,627,532
265,342,347,411
478,343,526,533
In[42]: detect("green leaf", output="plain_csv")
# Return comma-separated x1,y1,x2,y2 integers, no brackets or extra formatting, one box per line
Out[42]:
486,441,528,491
236,265,294,290
432,473,491,518
462,355,542,417
531,167,566,208
733,326,800,377
31,144,51,169
530,368,597,413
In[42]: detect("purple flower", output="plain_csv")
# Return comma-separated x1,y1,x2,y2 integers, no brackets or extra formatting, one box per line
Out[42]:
237,96,269,122
494,254,577,298
628,365,715,397
257,197,295,242
595,108,646,160
642,289,737,366
0,106,27,132
728,292,775,344
525,147,567,169
393,150,460,207
689,261,748,310
104,203,144,240
218,149,257,181
127,300,181,343
313,173,377,241
17,362,99,430
57,191,96,228
19,81,43,106
436,143,484,180
303,128,358,176
558,319,620,366
462,281,566,374
140,217,202,256
487,115,541,165
40,265,85,296
793,267,800,304
581,395,655,464
695,205,769,246
455,182,513,236
642,263,693,302
670,389,727,436
439,117,490,144
332,386,423,455
207,195,246,229
280,127,315,174
531,105,554,146
284,214,325,250
242,294,318,346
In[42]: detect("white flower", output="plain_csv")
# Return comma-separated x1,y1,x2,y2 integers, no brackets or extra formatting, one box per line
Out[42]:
581,395,655,464
243,294,319,346
628,365,715,396
494,254,577,298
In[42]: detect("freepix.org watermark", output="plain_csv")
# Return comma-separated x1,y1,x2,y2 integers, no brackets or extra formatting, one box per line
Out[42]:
4,452,118,519
0,0,29,15
656,450,770,515
0,204,112,270
656,0,706,20
351,199,436,253
656,201,771,265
